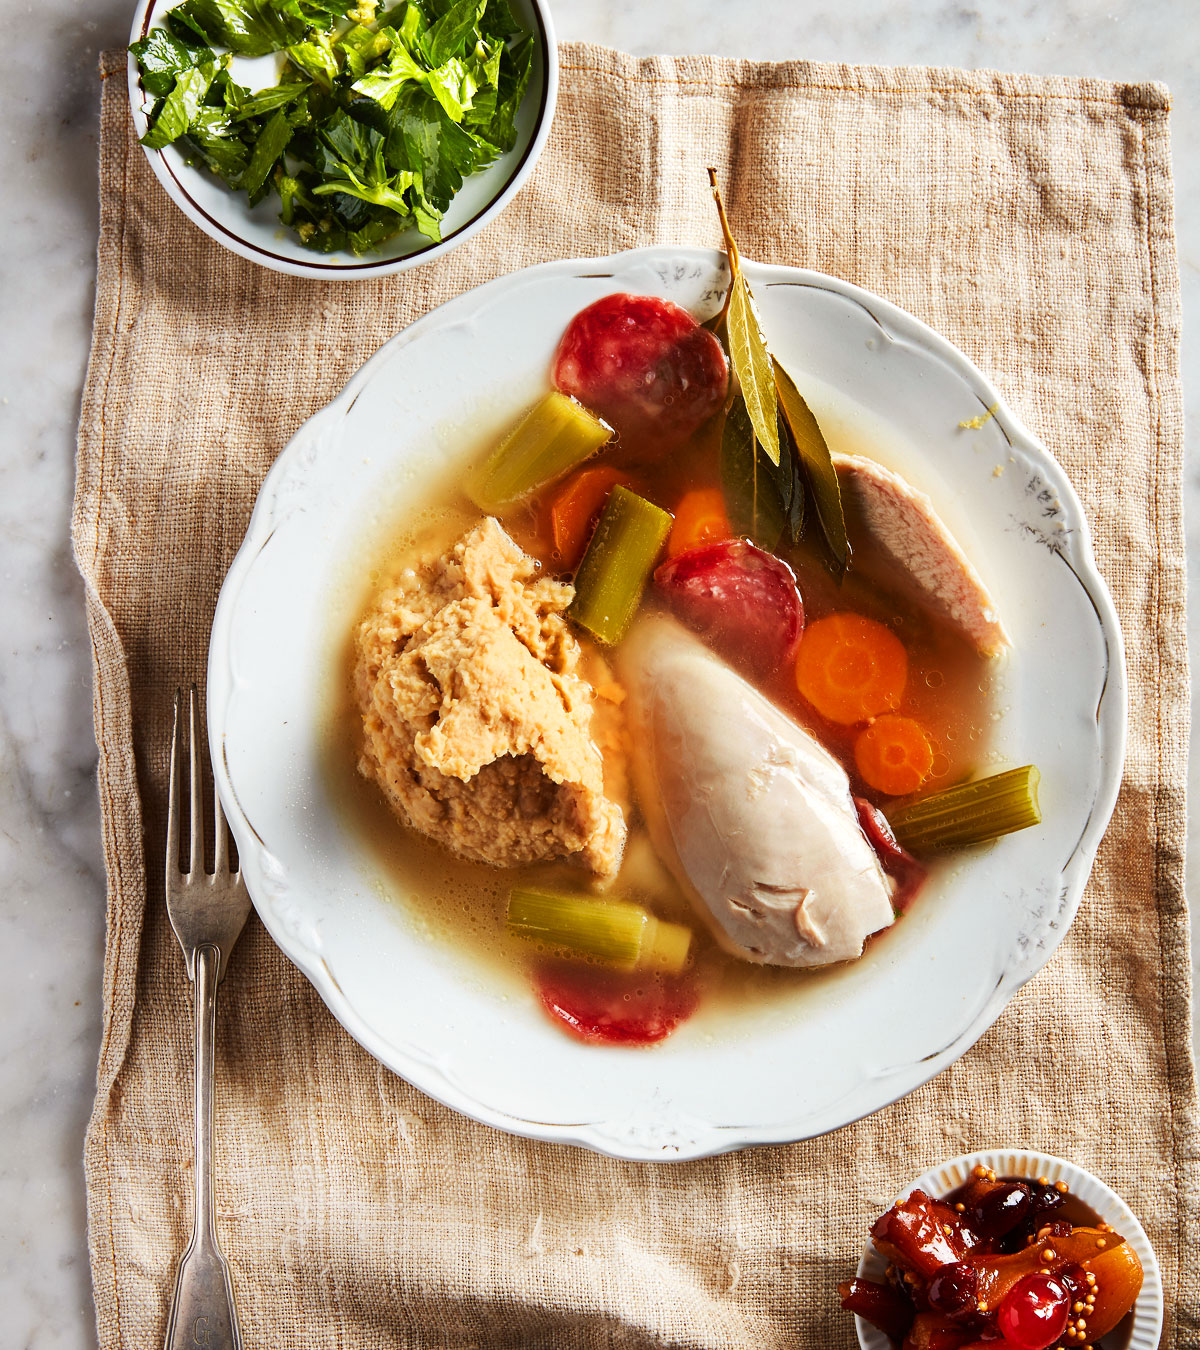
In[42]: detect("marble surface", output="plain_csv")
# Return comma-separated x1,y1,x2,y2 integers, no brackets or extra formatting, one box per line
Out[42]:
0,1,1194,1344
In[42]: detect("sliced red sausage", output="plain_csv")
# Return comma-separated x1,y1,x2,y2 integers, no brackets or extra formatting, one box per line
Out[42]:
853,797,927,915
552,293,728,453
654,538,805,677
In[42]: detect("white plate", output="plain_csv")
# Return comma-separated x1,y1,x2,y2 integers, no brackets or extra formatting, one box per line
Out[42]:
853,1149,1163,1350
126,0,557,279
208,247,1126,1161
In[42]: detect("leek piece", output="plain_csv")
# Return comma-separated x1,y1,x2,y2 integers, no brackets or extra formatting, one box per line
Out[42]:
886,765,1041,853
568,486,673,645
507,888,692,974
469,392,612,510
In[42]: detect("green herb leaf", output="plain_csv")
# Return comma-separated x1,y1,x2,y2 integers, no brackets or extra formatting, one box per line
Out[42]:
774,358,850,575
311,110,414,215
323,185,376,229
278,171,305,223
423,55,480,120
705,168,778,462
311,107,379,172
223,78,307,121
131,28,211,97
276,0,347,25
285,31,340,89
720,395,784,550
385,86,476,210
141,59,217,148
313,169,413,214
351,32,422,108
337,22,392,79
421,0,483,66
181,104,249,181
479,0,521,40
350,215,405,252
473,31,530,152
395,1,426,51
240,105,294,199
167,0,304,56
410,196,442,239
727,272,780,466
456,40,499,124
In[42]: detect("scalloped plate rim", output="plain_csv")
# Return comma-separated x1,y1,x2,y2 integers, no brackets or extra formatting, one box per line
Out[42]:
208,246,1127,1161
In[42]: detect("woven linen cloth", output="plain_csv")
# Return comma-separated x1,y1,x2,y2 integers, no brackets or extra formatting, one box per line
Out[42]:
78,44,1195,1347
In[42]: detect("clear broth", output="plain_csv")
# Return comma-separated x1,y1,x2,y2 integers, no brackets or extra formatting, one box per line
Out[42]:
323,398,1001,1036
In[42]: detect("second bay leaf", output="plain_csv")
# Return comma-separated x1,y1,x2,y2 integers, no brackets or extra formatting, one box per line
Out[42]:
720,395,785,550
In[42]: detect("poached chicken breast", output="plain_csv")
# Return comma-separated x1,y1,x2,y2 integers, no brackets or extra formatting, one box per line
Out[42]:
617,616,895,967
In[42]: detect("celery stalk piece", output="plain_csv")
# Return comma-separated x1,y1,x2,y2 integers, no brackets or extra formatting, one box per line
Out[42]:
568,486,674,645
886,765,1041,853
507,888,692,974
469,392,612,510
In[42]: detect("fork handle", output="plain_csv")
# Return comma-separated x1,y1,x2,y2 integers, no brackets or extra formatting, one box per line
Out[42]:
164,944,243,1350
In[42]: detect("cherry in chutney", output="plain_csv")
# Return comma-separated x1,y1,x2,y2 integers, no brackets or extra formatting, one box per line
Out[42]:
838,1165,1144,1350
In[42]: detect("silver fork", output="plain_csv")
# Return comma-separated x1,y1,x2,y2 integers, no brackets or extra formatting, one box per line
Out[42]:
164,686,252,1350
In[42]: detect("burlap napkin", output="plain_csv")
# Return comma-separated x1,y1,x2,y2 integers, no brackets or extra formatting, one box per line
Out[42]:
77,43,1196,1347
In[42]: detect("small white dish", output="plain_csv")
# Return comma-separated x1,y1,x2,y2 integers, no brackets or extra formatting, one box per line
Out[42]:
853,1148,1163,1350
126,0,557,278
208,246,1126,1160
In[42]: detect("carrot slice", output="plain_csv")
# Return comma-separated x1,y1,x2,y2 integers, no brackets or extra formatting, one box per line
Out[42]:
550,466,629,567
668,487,732,556
794,612,908,725
855,715,934,796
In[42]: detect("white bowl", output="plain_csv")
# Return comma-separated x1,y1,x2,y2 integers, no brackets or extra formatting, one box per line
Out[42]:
208,246,1126,1160
126,0,557,278
853,1149,1163,1350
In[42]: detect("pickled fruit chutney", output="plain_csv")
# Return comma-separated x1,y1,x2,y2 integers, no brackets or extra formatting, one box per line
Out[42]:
840,1165,1143,1350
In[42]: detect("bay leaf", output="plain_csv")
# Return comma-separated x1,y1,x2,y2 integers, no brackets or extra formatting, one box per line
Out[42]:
705,165,737,340
727,273,780,465
720,395,785,550
776,414,806,544
774,357,850,575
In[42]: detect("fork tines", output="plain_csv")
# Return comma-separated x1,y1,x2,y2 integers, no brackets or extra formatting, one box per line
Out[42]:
165,686,250,984
168,686,237,881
